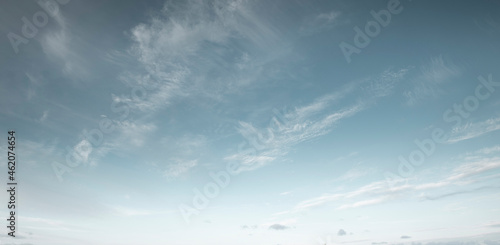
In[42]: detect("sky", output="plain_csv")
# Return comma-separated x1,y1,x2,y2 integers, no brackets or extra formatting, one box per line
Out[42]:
1,0,500,244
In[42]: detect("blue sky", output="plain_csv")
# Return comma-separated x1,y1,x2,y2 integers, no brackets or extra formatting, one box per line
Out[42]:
1,0,500,244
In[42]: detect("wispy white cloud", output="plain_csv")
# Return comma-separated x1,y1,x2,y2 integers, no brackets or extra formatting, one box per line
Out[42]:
471,145,500,155
109,205,174,217
446,157,500,182
404,56,461,106
225,102,364,173
70,121,157,167
447,117,500,143
25,72,43,101
420,56,461,84
40,9,89,81
337,197,388,210
299,11,343,35
415,148,500,192
364,67,411,98
118,0,289,114
115,121,157,148
104,1,412,180
423,185,500,201
113,68,189,113
156,134,208,179
278,145,500,214
336,166,376,182
225,68,408,173
103,49,136,67
292,193,344,212
280,191,292,196
113,206,153,216
164,159,198,180
95,0,298,171
284,179,410,213
38,110,49,122
294,81,359,119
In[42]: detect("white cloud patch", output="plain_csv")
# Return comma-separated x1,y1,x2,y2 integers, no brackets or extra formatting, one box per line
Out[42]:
164,159,198,180
336,166,376,182
155,134,208,179
277,145,500,214
74,140,92,163
280,191,292,196
364,68,411,98
115,121,157,148
117,0,289,114
38,110,49,122
224,102,364,173
224,68,408,173
404,56,461,106
111,206,153,216
447,117,500,143
71,121,157,167
299,11,342,35
40,8,89,81
446,157,500,182
337,197,388,210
